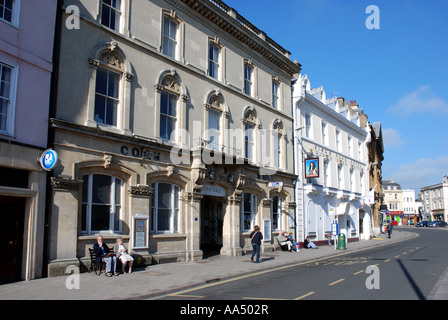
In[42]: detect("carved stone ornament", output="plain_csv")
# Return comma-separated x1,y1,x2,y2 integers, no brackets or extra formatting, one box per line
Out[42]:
162,75,180,93
128,185,153,197
103,154,113,168
99,51,123,69
51,177,82,191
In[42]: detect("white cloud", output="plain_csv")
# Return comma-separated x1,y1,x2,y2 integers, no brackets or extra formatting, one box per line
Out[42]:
388,85,448,116
390,156,448,191
382,128,404,148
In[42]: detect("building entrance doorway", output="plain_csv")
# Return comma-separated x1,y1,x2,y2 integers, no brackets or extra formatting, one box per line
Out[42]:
0,196,25,284
200,196,223,258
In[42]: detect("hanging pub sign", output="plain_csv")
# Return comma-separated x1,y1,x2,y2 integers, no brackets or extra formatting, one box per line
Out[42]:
305,158,319,178
38,149,59,171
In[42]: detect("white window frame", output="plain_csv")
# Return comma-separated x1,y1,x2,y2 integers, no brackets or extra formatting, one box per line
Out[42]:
101,0,122,32
244,63,253,96
305,114,312,138
94,67,121,127
321,121,328,145
151,183,180,234
162,15,179,60
0,0,20,27
244,122,255,162
81,174,123,234
159,90,178,141
208,42,221,80
272,80,279,110
0,60,18,136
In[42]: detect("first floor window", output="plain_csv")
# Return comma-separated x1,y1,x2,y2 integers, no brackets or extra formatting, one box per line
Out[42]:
95,67,120,126
207,108,221,150
160,91,177,140
272,196,283,231
242,193,257,231
151,183,180,233
273,132,281,168
245,122,255,161
82,174,122,233
0,62,13,133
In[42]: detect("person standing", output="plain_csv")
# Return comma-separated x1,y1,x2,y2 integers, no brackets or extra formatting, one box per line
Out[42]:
386,222,393,239
250,225,263,263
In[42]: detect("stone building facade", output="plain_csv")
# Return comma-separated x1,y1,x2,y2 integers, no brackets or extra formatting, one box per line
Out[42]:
47,0,301,276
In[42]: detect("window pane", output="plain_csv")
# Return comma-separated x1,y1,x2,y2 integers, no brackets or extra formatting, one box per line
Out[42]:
91,205,110,230
157,183,171,209
92,175,111,204
105,98,117,126
95,69,108,95
108,71,120,98
157,208,170,231
94,95,106,124
101,5,111,28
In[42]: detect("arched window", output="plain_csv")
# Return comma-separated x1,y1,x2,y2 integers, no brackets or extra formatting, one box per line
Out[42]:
243,107,258,162
81,174,123,234
159,74,180,141
151,183,180,234
88,42,133,133
272,120,284,169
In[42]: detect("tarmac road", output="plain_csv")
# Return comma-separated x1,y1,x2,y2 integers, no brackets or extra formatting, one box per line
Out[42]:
153,228,448,300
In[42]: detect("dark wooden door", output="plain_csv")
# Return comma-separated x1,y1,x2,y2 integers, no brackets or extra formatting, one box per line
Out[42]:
0,197,25,284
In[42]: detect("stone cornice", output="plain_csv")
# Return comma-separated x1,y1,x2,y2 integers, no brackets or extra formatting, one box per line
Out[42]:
174,0,301,76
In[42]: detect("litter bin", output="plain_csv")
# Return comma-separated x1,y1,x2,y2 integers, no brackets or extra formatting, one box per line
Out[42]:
337,233,346,250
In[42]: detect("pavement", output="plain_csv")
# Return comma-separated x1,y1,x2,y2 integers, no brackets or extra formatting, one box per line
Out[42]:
0,227,447,300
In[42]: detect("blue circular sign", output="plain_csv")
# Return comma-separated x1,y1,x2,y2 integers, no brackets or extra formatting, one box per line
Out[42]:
39,149,59,171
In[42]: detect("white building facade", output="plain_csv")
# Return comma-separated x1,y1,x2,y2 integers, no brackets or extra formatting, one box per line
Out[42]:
293,75,370,244
420,175,448,222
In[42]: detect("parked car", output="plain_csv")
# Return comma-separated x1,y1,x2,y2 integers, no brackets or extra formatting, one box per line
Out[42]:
416,221,429,227
434,221,447,228
426,221,447,228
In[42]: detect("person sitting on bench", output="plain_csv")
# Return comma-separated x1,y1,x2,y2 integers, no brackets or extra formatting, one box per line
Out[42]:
277,231,293,251
93,235,118,277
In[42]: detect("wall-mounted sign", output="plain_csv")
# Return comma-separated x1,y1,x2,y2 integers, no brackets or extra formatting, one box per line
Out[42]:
132,214,149,249
268,182,283,188
305,158,319,178
38,149,59,171
202,184,226,197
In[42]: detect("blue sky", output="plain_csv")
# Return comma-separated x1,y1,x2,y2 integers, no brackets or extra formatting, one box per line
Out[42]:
224,0,448,193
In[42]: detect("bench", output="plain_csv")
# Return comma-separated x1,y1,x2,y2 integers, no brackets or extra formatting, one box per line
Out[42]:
88,248,105,276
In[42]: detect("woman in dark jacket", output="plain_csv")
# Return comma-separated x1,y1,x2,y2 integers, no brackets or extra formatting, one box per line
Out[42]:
250,225,263,263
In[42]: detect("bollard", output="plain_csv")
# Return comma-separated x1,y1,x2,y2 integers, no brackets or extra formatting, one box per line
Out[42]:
337,233,346,250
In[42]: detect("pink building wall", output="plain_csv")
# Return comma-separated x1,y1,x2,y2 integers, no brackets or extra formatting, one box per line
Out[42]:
0,0,57,148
